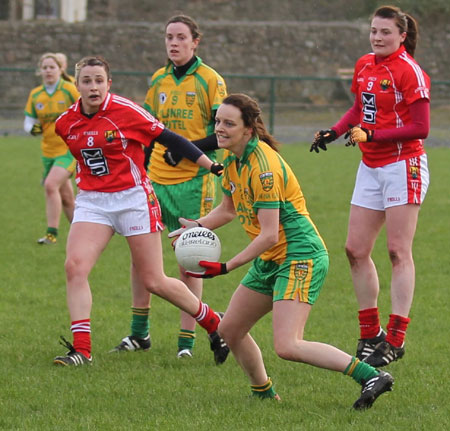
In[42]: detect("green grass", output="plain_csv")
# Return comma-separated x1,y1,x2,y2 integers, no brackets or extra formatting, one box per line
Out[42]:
1,136,449,430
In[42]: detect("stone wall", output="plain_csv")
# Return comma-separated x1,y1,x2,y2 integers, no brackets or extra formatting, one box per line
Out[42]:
1,0,449,111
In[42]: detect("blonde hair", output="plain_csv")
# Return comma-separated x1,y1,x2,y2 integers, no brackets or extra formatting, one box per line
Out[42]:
37,52,72,82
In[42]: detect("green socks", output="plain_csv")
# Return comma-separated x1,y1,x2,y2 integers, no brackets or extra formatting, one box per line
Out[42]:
251,377,278,399
344,356,379,384
130,307,150,339
178,329,196,351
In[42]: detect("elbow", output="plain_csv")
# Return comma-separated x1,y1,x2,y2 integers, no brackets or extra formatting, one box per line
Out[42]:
266,232,279,248
420,129,429,139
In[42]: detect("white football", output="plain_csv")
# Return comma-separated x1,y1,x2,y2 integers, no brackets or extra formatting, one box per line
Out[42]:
175,226,221,272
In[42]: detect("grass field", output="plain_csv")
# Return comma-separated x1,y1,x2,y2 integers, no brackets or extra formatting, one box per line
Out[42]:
1,136,449,430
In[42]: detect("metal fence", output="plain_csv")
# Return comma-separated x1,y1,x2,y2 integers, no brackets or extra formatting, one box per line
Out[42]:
2,67,449,144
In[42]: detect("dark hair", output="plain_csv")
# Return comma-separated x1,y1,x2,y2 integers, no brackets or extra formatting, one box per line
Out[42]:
75,56,111,82
166,14,202,40
222,93,281,152
373,5,418,56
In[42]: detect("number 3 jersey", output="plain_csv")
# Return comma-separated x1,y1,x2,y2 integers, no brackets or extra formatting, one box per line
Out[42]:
351,45,430,168
55,93,164,192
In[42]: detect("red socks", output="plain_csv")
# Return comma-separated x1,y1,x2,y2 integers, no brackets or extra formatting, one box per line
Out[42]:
358,309,410,347
386,314,410,347
71,319,91,358
358,308,380,339
193,302,219,334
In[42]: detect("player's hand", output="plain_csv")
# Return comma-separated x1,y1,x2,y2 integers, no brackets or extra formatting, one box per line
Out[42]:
31,123,43,136
310,129,337,153
345,127,373,146
210,162,224,177
163,149,183,167
168,218,202,240
186,261,228,278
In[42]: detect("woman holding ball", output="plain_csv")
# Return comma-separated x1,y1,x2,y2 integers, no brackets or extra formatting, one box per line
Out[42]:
170,93,393,409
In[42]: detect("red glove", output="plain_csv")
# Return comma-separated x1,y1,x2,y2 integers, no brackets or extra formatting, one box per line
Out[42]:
186,261,228,279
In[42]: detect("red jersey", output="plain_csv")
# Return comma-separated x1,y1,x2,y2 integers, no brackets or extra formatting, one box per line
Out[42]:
55,93,164,192
351,45,430,168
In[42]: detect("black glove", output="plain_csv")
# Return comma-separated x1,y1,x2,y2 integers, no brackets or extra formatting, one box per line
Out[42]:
163,149,183,167
31,123,43,136
210,162,224,177
310,129,337,153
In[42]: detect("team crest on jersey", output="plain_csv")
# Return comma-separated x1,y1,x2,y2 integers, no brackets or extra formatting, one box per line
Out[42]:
186,92,196,107
36,103,44,110
104,130,117,142
380,79,391,91
229,181,236,194
259,172,274,191
159,92,167,105
294,262,309,281
409,166,419,179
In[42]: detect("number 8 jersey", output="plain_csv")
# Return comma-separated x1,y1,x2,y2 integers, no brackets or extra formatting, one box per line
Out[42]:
55,93,164,192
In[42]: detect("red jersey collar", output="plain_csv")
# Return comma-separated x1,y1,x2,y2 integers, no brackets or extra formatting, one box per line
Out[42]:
74,92,113,114
373,45,406,65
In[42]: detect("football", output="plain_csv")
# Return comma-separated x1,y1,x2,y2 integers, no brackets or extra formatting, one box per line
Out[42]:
175,226,221,272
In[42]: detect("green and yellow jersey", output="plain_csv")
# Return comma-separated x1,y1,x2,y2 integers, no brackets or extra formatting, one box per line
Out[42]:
222,137,327,263
144,56,226,184
24,78,79,158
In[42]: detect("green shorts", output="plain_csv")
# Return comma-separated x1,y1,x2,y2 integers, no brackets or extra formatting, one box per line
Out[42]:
41,150,76,181
241,253,329,305
153,174,218,232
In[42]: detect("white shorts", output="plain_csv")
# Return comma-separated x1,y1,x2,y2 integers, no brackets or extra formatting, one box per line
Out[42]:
73,184,164,236
351,154,429,210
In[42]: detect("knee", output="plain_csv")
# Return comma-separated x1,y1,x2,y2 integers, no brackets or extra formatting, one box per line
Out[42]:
345,242,369,266
345,243,358,266
218,320,240,348
387,244,411,266
65,256,88,281
274,338,303,362
274,340,294,361
141,275,165,295
44,179,58,194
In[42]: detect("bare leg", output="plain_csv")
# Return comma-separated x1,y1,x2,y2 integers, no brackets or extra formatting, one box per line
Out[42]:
60,177,75,223
345,205,385,310
43,166,73,229
130,262,152,308
219,285,273,385
385,204,420,316
126,232,202,315
179,267,203,332
65,222,114,320
272,300,352,371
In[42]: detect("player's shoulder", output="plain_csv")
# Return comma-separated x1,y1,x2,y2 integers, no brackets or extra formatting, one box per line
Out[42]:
150,66,169,83
397,51,426,73
110,93,158,121
29,84,45,97
355,53,374,68
55,105,76,131
60,79,78,91
195,61,225,82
